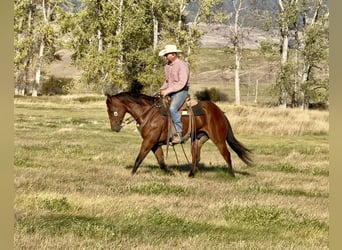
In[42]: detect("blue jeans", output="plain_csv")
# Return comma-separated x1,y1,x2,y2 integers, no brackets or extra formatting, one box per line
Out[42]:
169,88,188,133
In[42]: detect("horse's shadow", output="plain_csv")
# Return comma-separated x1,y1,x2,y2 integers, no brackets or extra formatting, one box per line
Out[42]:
125,163,252,176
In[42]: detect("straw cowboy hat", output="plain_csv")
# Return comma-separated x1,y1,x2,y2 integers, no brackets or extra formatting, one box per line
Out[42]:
158,44,182,56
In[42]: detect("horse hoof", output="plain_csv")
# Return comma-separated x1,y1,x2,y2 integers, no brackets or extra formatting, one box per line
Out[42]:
161,166,173,175
188,172,195,178
228,171,235,177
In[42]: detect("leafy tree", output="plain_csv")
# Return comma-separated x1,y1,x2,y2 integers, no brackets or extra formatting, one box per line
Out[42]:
298,0,328,108
14,0,66,96
58,0,210,94
273,0,328,108
14,0,35,95
273,0,298,107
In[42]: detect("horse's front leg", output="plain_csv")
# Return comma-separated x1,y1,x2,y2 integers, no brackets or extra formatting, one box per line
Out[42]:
189,139,199,177
132,139,154,175
151,144,169,172
189,134,209,177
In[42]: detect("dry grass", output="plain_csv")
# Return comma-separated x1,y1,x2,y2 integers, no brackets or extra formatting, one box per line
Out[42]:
220,104,329,136
14,95,329,249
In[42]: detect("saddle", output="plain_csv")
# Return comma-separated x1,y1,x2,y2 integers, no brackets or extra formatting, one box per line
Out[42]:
160,95,205,116
161,95,204,145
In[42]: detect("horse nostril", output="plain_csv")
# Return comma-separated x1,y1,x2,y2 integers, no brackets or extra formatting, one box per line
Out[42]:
111,124,122,132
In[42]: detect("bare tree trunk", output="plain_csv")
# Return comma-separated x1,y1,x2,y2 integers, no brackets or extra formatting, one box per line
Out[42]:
153,14,158,51
32,41,44,96
280,31,289,65
231,0,244,105
97,29,103,53
117,0,124,71
278,0,290,108
32,0,54,96
177,0,186,45
254,79,258,104
234,49,241,105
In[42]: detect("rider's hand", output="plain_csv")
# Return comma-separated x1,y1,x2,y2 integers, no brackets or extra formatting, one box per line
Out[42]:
160,89,168,97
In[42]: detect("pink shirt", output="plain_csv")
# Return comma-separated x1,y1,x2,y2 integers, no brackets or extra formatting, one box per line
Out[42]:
160,58,190,95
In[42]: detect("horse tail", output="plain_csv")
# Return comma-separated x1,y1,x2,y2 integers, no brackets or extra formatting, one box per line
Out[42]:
225,116,254,166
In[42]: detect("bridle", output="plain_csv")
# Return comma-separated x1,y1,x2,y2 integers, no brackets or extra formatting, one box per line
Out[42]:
108,96,162,129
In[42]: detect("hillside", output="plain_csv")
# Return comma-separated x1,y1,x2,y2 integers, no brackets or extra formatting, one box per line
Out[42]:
47,27,278,104
48,49,81,79
48,23,277,79
198,23,279,48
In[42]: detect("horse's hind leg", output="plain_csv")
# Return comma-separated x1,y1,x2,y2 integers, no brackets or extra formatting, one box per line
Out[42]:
215,141,235,177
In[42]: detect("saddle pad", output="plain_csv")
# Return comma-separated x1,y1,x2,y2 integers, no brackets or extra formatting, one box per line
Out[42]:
160,102,205,116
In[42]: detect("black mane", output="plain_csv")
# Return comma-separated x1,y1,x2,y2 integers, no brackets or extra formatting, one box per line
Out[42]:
110,91,160,106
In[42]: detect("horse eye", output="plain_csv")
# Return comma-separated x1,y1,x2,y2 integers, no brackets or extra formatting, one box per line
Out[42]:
113,111,118,117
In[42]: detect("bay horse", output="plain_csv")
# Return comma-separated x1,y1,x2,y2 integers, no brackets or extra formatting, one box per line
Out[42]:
106,92,253,177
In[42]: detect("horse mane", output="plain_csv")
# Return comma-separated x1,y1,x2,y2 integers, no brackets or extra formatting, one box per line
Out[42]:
109,91,159,106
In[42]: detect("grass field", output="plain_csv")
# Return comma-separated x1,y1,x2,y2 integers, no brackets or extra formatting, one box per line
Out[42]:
14,95,329,249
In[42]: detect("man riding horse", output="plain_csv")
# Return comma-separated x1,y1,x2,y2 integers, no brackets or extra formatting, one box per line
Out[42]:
159,44,190,144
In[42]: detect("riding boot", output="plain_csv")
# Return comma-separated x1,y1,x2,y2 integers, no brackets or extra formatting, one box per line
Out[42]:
171,132,184,144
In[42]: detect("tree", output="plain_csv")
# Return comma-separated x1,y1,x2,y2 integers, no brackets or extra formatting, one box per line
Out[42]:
275,0,298,107
59,0,202,94
14,0,35,95
14,0,67,96
273,0,328,108
218,0,246,105
187,0,226,56
230,0,246,105
297,0,328,108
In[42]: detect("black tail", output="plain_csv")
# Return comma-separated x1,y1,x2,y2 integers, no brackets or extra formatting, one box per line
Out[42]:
225,116,254,166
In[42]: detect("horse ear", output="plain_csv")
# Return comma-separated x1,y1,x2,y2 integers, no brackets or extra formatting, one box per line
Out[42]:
105,95,111,105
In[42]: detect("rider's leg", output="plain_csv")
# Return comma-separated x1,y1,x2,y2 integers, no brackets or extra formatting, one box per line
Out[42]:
169,89,188,135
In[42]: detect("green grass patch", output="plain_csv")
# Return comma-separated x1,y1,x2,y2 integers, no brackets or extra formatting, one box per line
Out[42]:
258,163,329,176
14,154,33,168
312,168,329,176
222,204,328,231
244,184,328,198
16,207,328,247
36,197,72,212
197,167,238,181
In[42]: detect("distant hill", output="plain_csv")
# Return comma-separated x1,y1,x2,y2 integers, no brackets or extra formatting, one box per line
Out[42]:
197,23,279,48
186,0,280,27
48,49,81,79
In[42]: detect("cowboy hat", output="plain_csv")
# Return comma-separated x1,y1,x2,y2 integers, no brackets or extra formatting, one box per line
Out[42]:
158,44,182,56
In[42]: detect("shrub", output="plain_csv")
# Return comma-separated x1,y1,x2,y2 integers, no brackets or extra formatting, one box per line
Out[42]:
41,76,74,95
194,87,229,102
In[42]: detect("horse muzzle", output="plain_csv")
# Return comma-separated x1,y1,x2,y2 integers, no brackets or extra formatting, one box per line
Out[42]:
111,124,122,132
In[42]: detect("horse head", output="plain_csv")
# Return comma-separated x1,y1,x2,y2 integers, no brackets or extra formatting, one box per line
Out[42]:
106,94,126,132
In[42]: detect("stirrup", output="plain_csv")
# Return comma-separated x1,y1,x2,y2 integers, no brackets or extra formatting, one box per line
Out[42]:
171,133,184,145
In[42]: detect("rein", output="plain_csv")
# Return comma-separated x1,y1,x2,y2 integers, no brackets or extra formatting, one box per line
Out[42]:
124,97,162,130
136,106,157,130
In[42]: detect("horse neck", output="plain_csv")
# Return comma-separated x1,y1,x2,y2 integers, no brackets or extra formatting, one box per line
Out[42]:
124,100,153,125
